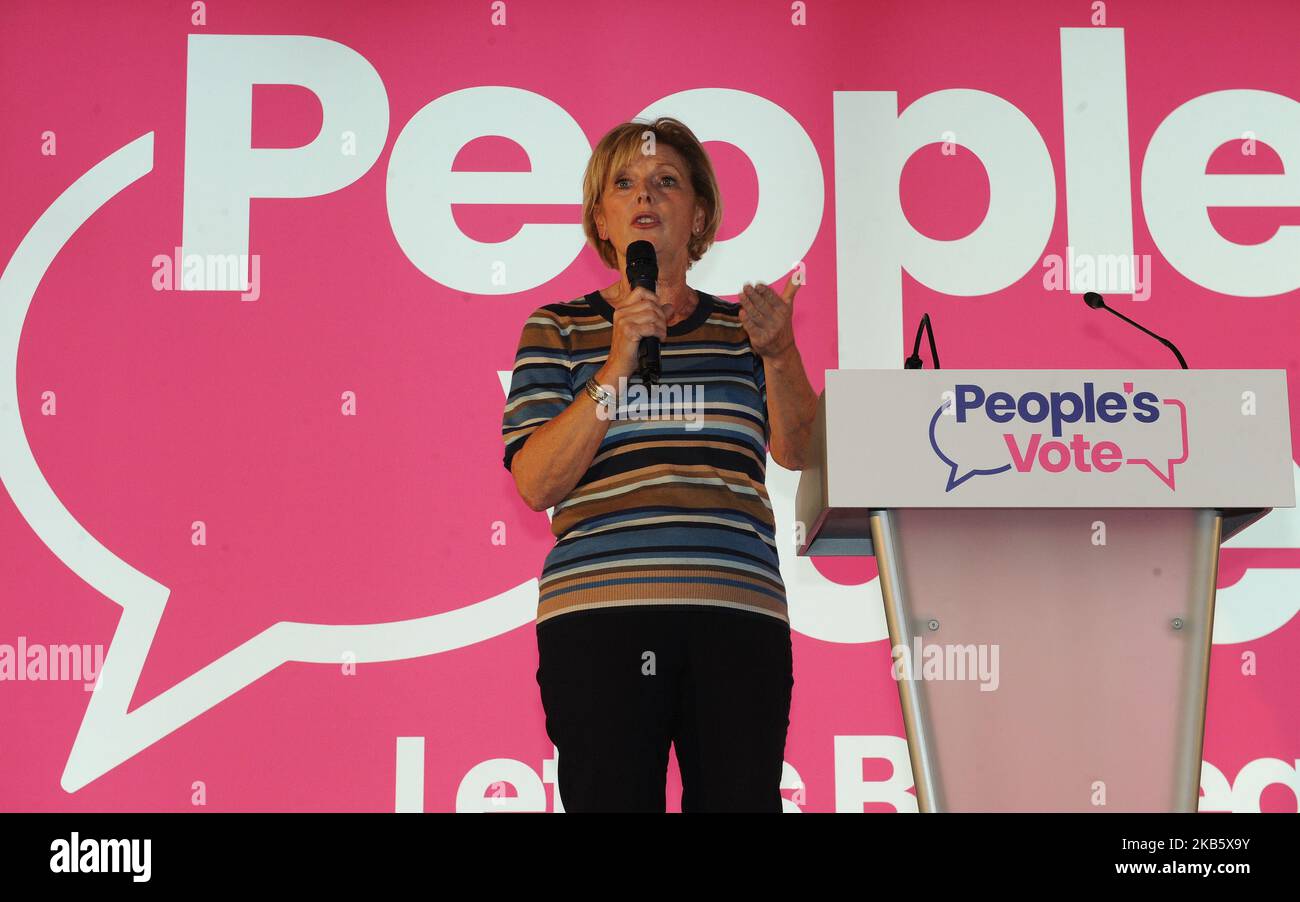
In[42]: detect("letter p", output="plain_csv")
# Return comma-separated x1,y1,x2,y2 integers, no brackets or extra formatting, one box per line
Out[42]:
180,35,390,290
954,383,985,422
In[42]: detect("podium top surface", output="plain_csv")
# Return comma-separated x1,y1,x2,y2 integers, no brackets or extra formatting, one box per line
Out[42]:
796,369,1295,516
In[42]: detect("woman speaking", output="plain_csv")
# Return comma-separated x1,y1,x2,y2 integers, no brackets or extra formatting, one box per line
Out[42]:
501,116,817,812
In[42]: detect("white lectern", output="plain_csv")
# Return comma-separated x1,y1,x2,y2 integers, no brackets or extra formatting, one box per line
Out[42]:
795,370,1294,812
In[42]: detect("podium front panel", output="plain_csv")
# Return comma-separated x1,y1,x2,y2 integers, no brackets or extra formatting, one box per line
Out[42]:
871,506,1219,812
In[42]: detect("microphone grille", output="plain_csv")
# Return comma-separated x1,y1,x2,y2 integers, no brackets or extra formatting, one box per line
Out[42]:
626,240,656,264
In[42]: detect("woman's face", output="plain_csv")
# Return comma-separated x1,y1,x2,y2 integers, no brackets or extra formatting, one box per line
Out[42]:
595,143,705,273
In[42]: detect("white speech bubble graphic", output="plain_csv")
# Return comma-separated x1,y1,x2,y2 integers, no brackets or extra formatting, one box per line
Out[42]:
0,134,539,792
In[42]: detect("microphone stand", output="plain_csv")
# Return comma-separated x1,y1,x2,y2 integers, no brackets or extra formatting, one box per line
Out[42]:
905,313,941,369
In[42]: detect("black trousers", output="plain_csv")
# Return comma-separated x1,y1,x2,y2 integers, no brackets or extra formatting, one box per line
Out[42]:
535,605,793,813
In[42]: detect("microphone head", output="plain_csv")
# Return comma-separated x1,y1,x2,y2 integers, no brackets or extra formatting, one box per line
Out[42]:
1083,291,1105,309
626,240,658,286
626,239,656,263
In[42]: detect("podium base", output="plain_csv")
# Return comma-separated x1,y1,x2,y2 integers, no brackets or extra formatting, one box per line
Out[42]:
870,507,1221,813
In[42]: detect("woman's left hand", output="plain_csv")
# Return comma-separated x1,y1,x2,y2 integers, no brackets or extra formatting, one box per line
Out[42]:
738,274,800,359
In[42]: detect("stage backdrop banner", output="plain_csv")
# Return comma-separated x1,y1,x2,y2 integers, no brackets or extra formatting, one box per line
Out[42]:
1,0,1298,812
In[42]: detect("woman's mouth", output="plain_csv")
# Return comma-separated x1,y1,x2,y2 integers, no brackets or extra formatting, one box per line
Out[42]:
632,214,660,229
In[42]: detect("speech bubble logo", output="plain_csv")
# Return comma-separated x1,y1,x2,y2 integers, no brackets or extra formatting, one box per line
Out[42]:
928,396,1012,491
0,134,542,792
1123,396,1189,489
930,386,1190,493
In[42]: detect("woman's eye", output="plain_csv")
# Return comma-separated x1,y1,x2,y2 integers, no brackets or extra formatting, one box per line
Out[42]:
614,175,674,188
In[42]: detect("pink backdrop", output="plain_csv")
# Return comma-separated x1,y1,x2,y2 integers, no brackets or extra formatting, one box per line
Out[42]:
1,0,1297,811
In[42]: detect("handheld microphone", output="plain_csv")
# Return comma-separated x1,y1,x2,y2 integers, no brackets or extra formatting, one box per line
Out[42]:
1082,292,1188,369
626,240,660,384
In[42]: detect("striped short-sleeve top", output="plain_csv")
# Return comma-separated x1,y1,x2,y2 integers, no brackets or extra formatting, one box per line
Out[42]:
501,289,788,626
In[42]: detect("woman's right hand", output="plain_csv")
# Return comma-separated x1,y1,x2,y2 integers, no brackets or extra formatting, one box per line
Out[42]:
598,286,671,383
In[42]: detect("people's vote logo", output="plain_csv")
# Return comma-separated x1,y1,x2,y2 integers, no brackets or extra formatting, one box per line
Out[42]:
929,381,1189,492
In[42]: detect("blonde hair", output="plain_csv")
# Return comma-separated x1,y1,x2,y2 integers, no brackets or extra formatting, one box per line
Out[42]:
582,116,722,270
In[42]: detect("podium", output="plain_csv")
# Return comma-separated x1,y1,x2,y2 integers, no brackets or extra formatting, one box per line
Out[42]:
795,370,1294,812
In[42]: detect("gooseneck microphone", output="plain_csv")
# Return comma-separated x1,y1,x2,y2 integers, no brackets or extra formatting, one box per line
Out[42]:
904,312,941,369
1082,292,1188,369
626,240,660,384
